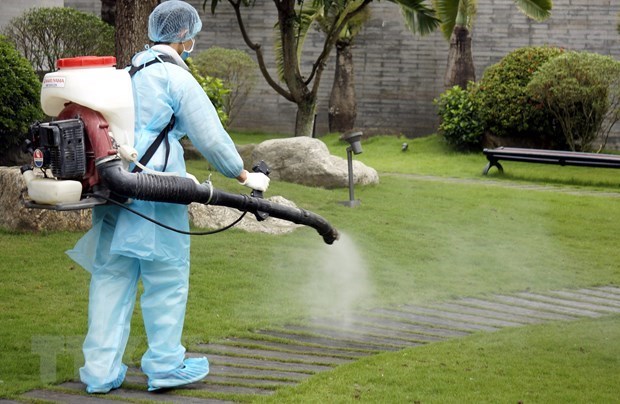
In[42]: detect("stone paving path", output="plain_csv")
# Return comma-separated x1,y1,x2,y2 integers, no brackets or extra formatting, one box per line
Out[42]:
14,285,620,403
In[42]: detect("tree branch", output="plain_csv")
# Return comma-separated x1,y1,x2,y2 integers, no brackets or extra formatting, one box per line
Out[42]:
228,0,293,101
305,0,372,87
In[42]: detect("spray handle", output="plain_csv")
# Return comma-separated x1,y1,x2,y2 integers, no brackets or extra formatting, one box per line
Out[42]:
251,160,270,221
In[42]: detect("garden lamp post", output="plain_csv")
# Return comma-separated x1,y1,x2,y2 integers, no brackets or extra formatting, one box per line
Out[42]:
339,131,363,207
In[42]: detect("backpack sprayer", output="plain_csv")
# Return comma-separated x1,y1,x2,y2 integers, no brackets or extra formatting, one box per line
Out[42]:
20,56,339,245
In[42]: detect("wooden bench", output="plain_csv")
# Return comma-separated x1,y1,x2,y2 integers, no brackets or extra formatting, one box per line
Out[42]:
482,147,620,175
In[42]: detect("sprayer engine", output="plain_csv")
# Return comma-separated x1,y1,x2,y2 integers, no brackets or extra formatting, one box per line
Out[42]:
22,101,121,210
28,119,87,180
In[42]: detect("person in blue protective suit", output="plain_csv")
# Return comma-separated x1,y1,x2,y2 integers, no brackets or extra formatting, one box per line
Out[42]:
67,0,270,394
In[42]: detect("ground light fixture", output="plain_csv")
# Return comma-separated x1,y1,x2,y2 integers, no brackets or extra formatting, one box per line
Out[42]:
338,131,363,207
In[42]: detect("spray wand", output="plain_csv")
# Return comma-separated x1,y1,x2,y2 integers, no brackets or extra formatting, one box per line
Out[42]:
94,157,339,244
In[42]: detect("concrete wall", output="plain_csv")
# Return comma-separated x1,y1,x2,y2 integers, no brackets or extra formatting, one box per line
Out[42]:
62,0,99,16
9,0,620,146
0,0,63,30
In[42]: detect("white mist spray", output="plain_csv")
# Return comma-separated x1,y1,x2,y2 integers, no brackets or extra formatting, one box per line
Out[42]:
298,232,374,328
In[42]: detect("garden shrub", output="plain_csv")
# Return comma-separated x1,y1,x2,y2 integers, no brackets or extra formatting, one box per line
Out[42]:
0,35,44,164
2,7,114,73
187,58,230,127
527,51,620,152
472,46,566,148
191,47,258,126
435,84,484,151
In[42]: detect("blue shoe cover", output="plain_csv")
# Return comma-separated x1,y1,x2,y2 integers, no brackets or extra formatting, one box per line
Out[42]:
148,357,209,391
86,364,127,394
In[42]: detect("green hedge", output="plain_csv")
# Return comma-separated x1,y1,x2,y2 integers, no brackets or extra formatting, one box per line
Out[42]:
191,47,257,126
0,35,43,160
187,58,230,127
435,84,484,151
527,51,620,152
436,46,572,152
3,7,114,73
472,46,566,147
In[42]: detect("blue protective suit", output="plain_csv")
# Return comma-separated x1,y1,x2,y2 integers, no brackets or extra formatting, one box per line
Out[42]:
67,45,243,392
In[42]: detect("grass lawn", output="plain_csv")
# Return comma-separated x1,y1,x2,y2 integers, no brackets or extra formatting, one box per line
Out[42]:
0,133,619,401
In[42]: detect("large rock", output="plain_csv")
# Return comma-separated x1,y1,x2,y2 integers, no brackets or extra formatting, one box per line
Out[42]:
249,137,379,189
0,166,91,232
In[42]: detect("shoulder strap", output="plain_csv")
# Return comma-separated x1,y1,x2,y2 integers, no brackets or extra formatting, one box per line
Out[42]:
132,115,176,173
129,54,177,173
128,54,176,77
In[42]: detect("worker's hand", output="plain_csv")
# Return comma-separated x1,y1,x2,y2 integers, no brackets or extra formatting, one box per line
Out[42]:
239,171,270,192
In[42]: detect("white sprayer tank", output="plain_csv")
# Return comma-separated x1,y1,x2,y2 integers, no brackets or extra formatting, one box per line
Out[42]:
22,169,83,205
41,56,135,149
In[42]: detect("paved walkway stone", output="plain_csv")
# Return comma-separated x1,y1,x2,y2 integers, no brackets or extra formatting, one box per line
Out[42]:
550,290,620,307
279,324,427,348
308,317,446,343
456,297,578,321
598,286,620,295
575,288,620,300
200,353,333,374
490,294,604,317
433,302,542,324
219,338,370,358
255,329,390,352
195,343,352,365
516,292,620,314
371,307,499,332
15,285,620,403
342,313,470,338
400,305,525,327
203,363,310,381
23,390,118,403
59,381,235,403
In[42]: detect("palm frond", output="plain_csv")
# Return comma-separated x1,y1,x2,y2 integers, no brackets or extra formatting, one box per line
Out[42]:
514,0,552,22
432,0,458,39
344,6,371,39
393,0,441,36
432,0,477,39
313,0,334,13
314,0,369,40
464,0,477,26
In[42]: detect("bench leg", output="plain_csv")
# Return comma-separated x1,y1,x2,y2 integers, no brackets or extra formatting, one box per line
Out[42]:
482,160,503,175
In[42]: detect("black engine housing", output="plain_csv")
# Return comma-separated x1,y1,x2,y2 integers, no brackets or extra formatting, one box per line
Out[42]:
29,119,86,180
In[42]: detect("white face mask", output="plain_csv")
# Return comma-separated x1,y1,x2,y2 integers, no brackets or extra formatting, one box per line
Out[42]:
181,38,195,60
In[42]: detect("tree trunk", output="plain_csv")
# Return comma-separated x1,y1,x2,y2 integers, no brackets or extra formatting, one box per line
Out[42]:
329,39,357,133
101,0,116,26
444,25,475,89
115,0,158,68
295,98,317,137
